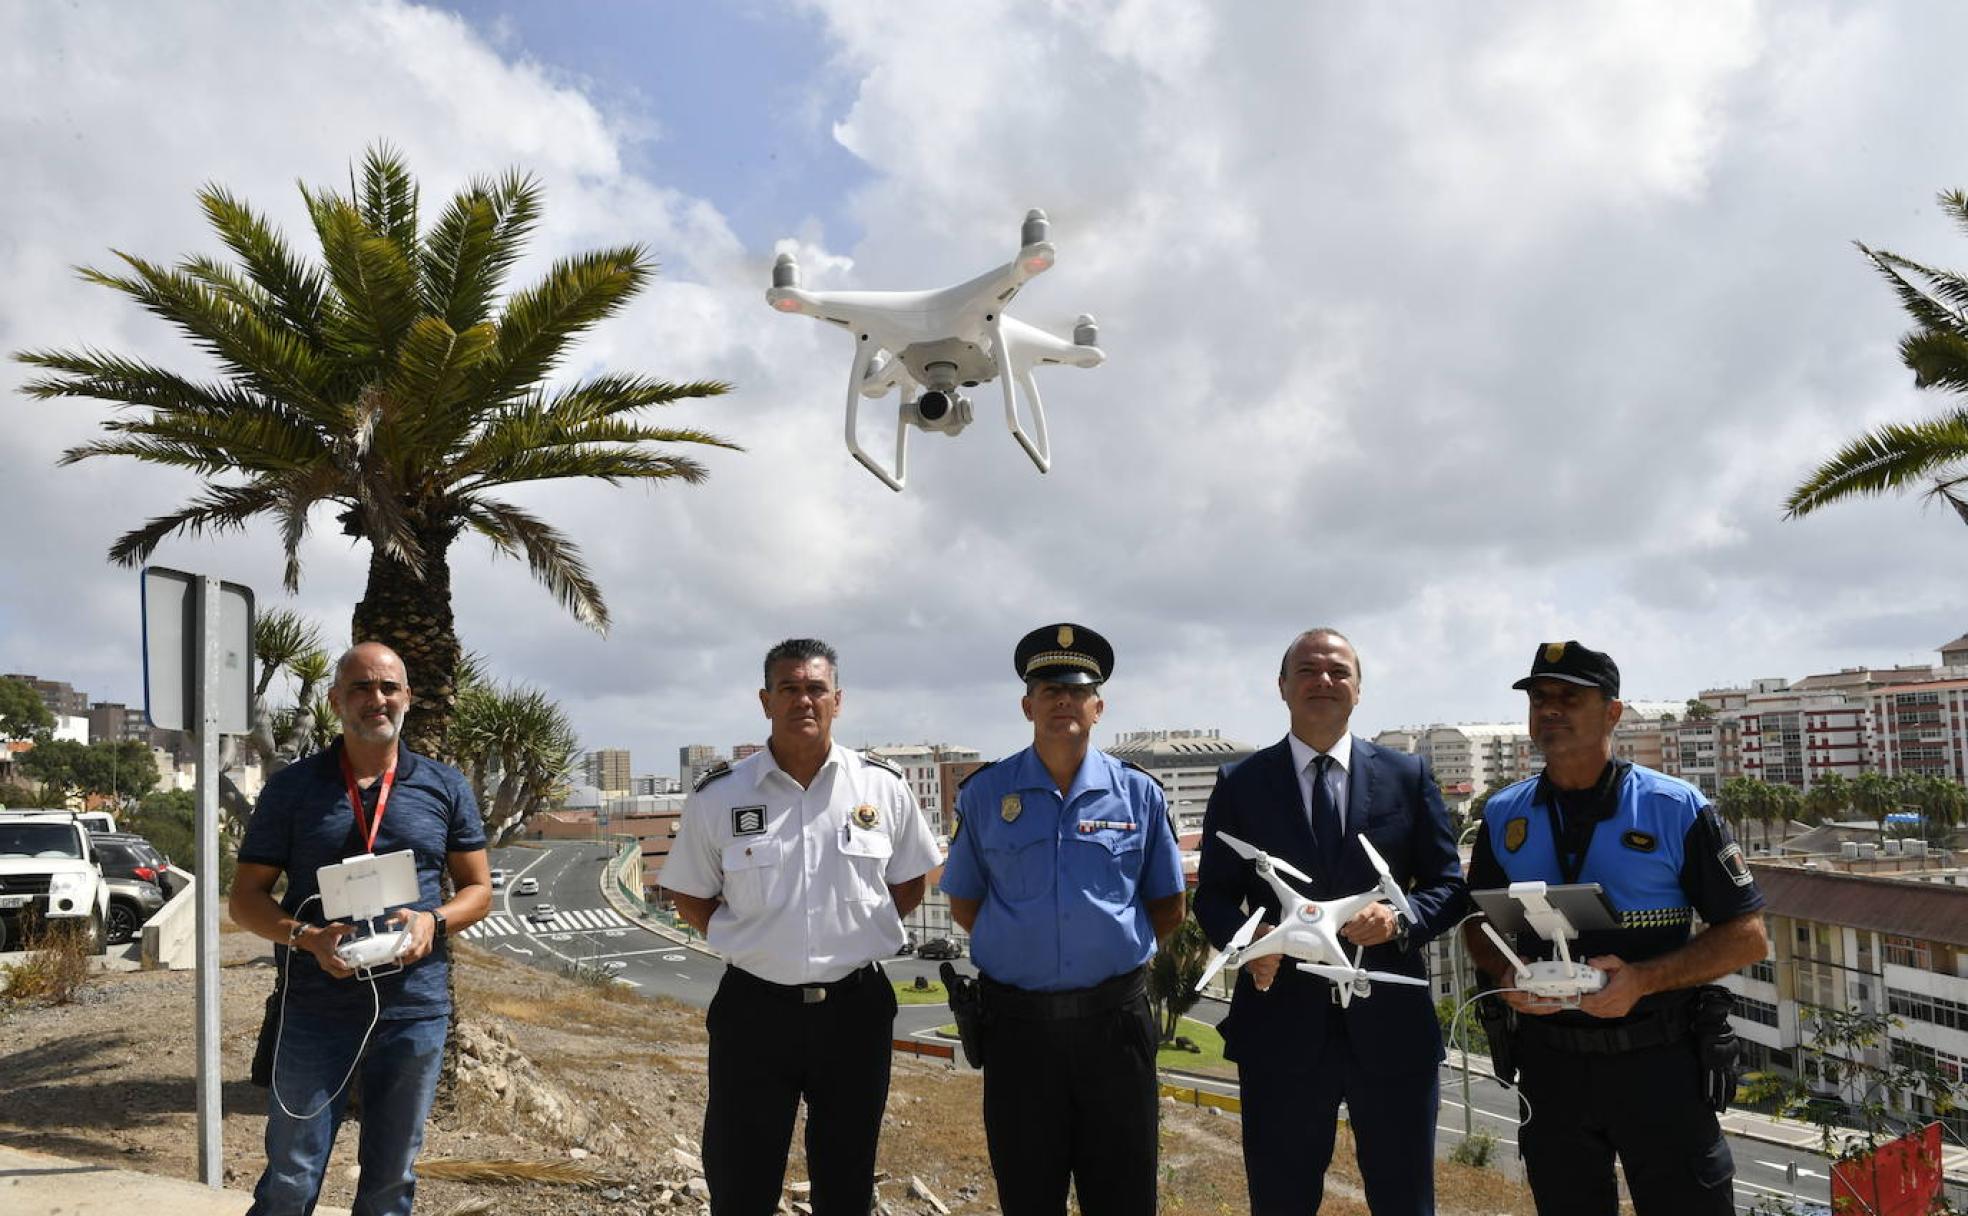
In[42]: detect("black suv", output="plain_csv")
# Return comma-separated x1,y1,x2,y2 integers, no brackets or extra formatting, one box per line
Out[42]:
90,834,172,945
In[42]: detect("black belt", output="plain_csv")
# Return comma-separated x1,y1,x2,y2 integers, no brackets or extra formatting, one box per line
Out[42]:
980,965,1146,1021
1516,1004,1690,1055
727,962,881,1005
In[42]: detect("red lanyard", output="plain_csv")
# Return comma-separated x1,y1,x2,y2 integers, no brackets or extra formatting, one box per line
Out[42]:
340,752,396,853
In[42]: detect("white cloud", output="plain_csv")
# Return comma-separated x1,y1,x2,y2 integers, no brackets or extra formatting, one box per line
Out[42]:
6,1,1968,777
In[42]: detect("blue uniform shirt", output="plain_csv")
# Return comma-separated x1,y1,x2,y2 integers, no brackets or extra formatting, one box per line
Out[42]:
1470,760,1764,1024
239,740,486,1021
941,746,1185,992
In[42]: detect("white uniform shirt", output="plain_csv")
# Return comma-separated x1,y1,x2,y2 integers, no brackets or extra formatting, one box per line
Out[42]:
662,743,941,985
1287,731,1354,832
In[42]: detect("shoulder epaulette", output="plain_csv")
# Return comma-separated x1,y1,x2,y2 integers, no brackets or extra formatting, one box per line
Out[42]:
860,751,903,778
957,759,999,790
1120,758,1166,792
692,760,733,793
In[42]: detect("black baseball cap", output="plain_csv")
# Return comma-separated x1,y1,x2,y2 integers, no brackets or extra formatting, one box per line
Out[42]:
1512,640,1620,698
1014,623,1112,686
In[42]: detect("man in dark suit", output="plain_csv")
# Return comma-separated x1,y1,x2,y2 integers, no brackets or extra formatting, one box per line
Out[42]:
1194,628,1468,1215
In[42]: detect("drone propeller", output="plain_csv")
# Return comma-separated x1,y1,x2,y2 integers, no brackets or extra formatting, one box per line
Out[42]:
1214,831,1313,885
1299,962,1429,990
1195,909,1266,992
1357,836,1417,924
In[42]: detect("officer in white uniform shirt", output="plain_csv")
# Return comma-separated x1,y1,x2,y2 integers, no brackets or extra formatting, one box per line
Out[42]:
663,638,940,1216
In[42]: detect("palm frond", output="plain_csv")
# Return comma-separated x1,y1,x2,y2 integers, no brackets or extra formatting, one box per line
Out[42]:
306,192,420,365
382,318,499,458
356,144,420,257
1784,414,1968,517
199,184,327,340
419,169,540,331
105,482,284,567
470,246,652,407
15,348,285,421
466,445,715,490
1897,330,1968,393
540,373,734,423
460,497,608,632
1857,244,1968,339
75,255,331,413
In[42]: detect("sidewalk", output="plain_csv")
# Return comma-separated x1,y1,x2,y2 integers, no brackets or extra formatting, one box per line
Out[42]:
0,1144,350,1216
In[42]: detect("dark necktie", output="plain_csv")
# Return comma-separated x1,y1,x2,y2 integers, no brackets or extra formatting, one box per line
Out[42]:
1310,754,1343,869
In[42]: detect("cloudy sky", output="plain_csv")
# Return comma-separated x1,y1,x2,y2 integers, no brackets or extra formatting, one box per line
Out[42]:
4,1,1966,776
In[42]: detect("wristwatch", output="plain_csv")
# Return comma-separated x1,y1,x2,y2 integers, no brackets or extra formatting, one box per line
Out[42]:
430,909,448,939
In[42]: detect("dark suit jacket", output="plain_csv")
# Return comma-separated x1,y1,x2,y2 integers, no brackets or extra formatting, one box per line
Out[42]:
1194,735,1468,1076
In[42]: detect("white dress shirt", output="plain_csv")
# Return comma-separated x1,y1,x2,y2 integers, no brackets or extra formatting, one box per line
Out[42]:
1286,731,1354,835
661,743,941,985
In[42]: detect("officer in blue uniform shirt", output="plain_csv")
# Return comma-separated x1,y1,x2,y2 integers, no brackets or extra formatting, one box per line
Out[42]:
1463,641,1769,1216
942,623,1187,1216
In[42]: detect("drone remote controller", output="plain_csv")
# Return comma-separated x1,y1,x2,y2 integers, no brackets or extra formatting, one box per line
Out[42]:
1513,959,1607,999
334,927,411,977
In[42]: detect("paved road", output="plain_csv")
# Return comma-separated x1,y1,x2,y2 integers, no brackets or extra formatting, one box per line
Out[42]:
478,842,1851,1213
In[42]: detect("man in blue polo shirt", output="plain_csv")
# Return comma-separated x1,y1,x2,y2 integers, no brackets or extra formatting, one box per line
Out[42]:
942,623,1186,1216
231,642,491,1216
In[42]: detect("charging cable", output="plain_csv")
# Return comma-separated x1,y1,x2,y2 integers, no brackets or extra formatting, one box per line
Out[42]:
1446,984,1539,1131
269,894,384,1122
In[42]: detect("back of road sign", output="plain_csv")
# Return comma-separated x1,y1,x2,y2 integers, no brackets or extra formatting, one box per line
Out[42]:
141,567,254,734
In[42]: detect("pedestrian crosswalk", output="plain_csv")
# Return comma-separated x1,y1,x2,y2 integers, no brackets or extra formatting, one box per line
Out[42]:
460,907,631,939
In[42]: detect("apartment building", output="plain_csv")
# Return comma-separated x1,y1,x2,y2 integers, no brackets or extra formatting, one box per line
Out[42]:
863,743,983,838
1866,675,1968,782
678,744,722,788
1718,856,1968,1142
584,748,632,795
1104,729,1257,833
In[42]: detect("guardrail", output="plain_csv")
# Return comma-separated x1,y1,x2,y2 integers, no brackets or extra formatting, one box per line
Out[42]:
893,1038,955,1060
1159,1081,1241,1114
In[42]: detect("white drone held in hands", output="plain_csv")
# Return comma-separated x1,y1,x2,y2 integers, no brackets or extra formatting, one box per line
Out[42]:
766,208,1105,492
1196,831,1430,1008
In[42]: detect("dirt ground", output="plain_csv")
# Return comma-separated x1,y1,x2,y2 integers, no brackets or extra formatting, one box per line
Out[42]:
0,925,1539,1214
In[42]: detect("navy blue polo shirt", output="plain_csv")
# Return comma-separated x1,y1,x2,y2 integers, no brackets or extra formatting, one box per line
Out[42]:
239,740,485,1020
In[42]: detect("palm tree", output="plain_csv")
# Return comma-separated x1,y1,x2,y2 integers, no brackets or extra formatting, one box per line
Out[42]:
1717,777,1763,844
1786,190,1968,528
1804,771,1850,826
16,144,735,756
1852,772,1898,835
1765,782,1802,853
451,673,579,844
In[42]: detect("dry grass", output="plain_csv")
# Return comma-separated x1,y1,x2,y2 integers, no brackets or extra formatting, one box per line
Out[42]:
418,1156,622,1186
0,917,96,1004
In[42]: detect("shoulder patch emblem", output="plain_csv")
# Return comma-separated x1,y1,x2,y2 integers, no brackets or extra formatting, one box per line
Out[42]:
1001,794,1022,823
1718,841,1753,887
852,803,880,830
732,805,767,836
693,760,732,793
861,751,903,778
1503,817,1529,853
1621,830,1656,852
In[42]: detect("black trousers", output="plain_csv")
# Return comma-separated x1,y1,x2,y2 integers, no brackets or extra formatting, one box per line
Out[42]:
702,964,898,1216
980,978,1160,1216
1515,1032,1735,1215
1236,1013,1439,1215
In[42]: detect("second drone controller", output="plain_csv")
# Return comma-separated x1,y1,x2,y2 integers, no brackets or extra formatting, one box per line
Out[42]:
1518,961,1607,1000
334,928,410,976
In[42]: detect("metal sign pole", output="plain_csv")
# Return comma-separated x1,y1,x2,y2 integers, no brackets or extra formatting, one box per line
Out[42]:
194,575,223,1186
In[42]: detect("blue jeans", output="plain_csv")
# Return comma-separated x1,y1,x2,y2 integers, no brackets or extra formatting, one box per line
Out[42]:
247,1007,448,1216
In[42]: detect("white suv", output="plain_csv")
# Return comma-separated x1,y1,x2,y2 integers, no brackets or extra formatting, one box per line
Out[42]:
0,811,109,953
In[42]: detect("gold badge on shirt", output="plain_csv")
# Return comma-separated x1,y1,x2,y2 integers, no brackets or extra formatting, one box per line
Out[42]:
852,803,880,830
1000,794,1022,822
1504,817,1529,853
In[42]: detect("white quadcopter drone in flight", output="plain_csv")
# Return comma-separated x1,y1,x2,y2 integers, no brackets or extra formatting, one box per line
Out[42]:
1196,831,1431,1008
766,208,1105,492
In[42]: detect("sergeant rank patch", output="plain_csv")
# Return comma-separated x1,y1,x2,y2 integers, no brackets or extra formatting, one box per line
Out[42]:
732,806,767,836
